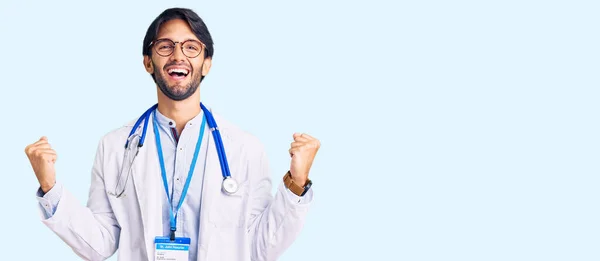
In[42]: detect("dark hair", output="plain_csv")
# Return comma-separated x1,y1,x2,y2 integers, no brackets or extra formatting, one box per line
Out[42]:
143,7,214,59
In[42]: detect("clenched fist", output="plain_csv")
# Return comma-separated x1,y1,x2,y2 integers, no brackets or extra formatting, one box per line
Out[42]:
25,136,57,193
289,133,320,185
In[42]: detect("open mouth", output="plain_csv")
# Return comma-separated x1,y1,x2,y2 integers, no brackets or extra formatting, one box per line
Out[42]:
166,67,190,81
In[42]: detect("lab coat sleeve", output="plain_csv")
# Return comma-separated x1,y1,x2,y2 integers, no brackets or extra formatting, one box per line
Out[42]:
38,138,120,261
248,145,313,261
283,186,313,204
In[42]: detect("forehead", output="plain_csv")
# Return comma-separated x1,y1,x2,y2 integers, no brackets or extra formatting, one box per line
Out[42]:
156,19,199,41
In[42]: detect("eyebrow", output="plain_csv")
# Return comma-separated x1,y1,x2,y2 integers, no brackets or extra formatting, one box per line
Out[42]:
157,37,201,42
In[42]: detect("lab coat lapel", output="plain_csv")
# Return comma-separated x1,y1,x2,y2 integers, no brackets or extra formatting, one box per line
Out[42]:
197,128,220,260
132,121,164,259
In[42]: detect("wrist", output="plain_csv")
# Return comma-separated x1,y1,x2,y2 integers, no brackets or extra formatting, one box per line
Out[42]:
289,170,308,186
283,171,312,197
40,180,56,194
291,176,307,186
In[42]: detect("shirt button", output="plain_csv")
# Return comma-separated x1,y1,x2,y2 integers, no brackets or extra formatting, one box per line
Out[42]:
179,148,183,151
169,122,173,126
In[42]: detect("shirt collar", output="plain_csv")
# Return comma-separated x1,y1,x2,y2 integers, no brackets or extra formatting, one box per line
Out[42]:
154,108,205,129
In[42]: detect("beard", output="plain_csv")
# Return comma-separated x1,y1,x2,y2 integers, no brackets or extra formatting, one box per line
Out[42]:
153,60,202,101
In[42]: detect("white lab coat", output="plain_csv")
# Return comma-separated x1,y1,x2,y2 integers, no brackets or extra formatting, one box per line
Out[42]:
38,111,312,261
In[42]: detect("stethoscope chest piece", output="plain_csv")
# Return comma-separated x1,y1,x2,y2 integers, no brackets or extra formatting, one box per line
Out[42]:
222,177,239,195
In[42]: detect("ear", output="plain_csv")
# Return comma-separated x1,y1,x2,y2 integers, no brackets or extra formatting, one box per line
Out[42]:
201,57,212,76
143,55,154,74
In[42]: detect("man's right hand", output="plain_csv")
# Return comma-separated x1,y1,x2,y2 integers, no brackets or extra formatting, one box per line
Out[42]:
25,136,57,193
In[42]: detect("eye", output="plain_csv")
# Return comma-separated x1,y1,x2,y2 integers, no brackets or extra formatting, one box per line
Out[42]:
158,45,174,50
185,45,200,51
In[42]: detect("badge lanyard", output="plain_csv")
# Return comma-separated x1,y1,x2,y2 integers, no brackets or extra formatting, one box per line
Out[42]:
152,109,207,241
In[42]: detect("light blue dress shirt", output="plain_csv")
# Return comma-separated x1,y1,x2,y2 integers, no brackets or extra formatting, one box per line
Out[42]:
36,109,309,261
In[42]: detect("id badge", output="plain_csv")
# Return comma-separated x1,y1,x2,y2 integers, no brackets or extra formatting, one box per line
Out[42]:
154,236,190,261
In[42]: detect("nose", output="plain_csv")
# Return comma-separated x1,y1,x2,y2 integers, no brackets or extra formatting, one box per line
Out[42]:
170,42,186,62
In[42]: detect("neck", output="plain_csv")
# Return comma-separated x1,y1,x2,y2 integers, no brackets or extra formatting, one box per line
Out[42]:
156,88,201,134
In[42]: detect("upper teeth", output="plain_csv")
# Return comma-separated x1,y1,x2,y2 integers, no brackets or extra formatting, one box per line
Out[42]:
168,68,189,75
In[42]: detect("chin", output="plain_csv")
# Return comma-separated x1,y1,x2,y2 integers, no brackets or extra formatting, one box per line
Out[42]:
170,86,190,95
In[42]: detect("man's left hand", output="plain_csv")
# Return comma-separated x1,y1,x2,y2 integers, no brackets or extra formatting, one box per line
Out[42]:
289,133,320,185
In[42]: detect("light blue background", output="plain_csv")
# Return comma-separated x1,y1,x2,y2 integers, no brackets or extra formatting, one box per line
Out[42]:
1,0,599,260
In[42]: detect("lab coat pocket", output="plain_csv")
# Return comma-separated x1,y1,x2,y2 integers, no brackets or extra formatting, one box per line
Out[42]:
208,181,249,228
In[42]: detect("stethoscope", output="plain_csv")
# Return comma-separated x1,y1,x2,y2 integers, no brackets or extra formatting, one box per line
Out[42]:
109,103,238,198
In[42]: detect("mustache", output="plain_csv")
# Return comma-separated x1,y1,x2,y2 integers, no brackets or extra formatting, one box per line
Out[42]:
163,61,192,71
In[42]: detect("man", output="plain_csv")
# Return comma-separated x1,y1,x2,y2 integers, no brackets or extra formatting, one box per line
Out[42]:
24,7,319,261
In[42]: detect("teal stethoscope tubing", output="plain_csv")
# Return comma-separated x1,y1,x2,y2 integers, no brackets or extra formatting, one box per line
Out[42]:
125,102,232,180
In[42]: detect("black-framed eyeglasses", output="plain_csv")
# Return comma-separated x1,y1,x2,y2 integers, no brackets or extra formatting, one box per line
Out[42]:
149,38,205,58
